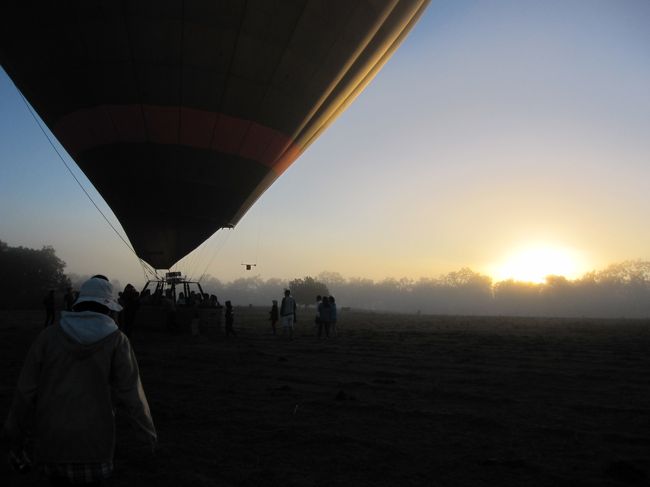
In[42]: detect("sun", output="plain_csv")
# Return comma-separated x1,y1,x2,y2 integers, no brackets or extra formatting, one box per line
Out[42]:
492,246,584,283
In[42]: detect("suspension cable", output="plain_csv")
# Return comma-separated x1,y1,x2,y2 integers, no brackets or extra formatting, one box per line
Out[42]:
15,87,153,279
198,228,233,282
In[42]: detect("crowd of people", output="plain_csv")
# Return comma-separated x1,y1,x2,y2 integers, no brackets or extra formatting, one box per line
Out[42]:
265,290,338,340
266,292,338,339
43,285,225,337
314,294,338,338
16,277,342,485
43,286,340,341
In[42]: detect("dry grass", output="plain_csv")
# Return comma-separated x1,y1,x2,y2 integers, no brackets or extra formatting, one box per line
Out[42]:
1,309,649,486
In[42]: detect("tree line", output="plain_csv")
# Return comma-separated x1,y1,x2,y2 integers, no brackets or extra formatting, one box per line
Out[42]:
202,263,650,318
3,240,650,318
0,240,70,309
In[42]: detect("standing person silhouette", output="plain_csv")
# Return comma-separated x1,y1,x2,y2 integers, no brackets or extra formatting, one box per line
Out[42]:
318,296,331,338
314,295,322,335
4,275,157,486
120,284,140,337
269,300,279,335
225,301,236,337
280,289,297,340
329,296,338,337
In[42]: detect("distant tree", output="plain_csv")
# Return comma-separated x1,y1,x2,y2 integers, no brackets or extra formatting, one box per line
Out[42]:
0,240,71,309
288,276,329,306
589,260,650,285
441,267,492,289
317,271,347,288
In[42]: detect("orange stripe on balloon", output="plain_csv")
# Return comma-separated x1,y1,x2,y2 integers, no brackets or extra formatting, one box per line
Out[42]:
52,105,297,170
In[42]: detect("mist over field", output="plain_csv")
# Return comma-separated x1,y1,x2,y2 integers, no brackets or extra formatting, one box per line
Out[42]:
0,236,650,318
5,240,649,319
147,261,650,319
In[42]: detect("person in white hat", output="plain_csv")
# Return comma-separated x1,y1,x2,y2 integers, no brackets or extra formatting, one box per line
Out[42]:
3,275,157,485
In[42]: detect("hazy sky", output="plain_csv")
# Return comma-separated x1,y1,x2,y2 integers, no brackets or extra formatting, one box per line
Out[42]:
1,0,650,287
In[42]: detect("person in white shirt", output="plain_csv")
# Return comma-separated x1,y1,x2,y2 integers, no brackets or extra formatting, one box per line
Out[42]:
280,289,297,339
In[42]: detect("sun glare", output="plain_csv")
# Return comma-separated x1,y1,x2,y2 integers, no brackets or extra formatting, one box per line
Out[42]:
493,246,584,284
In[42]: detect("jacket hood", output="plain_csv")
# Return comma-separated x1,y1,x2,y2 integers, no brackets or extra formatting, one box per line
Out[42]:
60,310,119,346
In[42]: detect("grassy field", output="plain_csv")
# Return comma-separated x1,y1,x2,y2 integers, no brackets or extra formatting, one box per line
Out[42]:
1,308,649,486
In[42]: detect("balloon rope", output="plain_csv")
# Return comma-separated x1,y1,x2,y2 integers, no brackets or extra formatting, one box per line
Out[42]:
198,228,233,283
16,90,157,280
189,233,215,281
255,202,265,266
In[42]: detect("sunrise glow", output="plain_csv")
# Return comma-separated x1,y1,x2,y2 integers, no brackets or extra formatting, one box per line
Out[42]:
492,246,585,284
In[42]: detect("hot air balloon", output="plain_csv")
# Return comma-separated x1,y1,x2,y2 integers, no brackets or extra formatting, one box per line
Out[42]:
1,0,429,270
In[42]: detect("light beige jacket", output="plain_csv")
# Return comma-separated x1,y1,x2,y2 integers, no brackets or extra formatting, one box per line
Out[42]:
4,312,157,463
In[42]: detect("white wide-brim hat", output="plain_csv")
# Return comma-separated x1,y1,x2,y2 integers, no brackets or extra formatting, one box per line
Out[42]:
74,277,123,312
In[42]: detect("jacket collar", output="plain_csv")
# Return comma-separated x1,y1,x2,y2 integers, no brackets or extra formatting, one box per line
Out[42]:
60,310,119,345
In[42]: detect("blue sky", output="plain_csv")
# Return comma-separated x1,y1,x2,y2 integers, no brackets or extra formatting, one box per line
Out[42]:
1,0,650,286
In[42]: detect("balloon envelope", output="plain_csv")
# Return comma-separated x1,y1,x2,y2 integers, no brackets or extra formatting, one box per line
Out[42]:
1,0,429,269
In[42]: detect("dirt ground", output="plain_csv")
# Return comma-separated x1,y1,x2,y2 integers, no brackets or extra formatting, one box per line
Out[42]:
1,308,649,486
